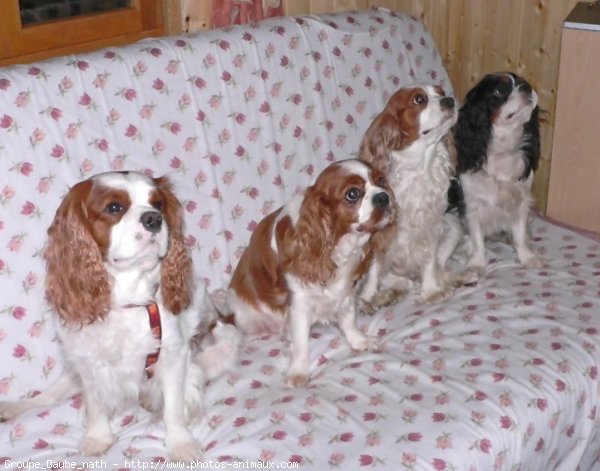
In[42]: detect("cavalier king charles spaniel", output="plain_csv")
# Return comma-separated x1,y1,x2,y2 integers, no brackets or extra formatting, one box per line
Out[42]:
447,72,542,272
359,84,472,306
227,159,393,388
0,171,240,461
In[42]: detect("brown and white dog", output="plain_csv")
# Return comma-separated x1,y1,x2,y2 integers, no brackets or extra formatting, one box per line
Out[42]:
227,159,394,388
0,171,240,461
359,84,473,306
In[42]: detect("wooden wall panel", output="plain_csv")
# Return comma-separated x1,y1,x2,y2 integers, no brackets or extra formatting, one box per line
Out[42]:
164,0,183,34
384,0,578,212
177,0,580,211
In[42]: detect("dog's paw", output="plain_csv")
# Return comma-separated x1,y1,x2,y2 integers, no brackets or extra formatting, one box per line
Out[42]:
373,288,407,309
522,256,545,269
422,287,455,304
444,268,480,288
360,289,406,315
0,401,21,421
168,440,203,463
349,335,381,352
284,373,310,389
79,434,114,456
466,260,486,277
358,299,377,316
461,267,481,286
183,392,204,425
213,322,243,354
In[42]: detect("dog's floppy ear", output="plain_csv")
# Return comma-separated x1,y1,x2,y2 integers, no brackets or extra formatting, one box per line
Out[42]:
442,132,458,175
154,176,193,315
359,113,408,173
359,89,425,173
278,186,337,286
45,180,112,325
453,95,493,175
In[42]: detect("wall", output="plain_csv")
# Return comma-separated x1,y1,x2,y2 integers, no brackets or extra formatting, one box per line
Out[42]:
179,0,581,212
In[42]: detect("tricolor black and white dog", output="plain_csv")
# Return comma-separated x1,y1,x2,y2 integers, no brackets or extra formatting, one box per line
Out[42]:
447,72,542,272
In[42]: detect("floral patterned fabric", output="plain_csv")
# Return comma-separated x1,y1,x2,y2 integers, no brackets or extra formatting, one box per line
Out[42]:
0,8,599,470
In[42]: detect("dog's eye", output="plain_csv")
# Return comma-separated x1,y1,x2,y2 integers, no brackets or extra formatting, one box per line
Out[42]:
413,94,427,105
494,83,511,96
105,202,123,214
152,200,164,211
345,187,362,203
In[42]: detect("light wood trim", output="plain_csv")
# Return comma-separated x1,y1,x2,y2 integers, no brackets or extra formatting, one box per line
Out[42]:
181,0,213,31
546,27,600,233
9,9,142,56
164,0,184,34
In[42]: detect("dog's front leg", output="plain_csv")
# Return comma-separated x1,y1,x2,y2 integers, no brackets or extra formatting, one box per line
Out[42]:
512,202,543,268
421,256,453,304
159,348,202,462
339,300,379,351
284,302,311,388
437,211,463,268
79,387,115,456
465,211,487,273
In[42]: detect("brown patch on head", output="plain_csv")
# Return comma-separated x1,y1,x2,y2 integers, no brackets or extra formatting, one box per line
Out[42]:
83,184,132,259
311,163,369,238
433,85,446,97
280,162,390,285
358,86,430,173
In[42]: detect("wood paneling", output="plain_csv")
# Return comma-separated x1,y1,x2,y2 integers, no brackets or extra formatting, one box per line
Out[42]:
165,0,184,34
176,0,580,212
383,0,578,212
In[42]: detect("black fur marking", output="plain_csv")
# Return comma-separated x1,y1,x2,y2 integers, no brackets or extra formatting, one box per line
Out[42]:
448,72,541,214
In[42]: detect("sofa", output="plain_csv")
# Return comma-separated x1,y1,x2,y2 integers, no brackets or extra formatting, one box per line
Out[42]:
1,8,599,470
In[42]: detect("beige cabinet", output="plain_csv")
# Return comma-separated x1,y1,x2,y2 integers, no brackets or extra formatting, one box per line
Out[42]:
547,3,600,232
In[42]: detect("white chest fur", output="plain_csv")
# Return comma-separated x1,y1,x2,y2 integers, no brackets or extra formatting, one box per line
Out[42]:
109,264,160,308
287,231,368,325
386,143,452,273
57,306,159,413
485,126,527,182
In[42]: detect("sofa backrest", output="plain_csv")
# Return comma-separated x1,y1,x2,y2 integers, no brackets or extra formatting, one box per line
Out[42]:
0,8,450,392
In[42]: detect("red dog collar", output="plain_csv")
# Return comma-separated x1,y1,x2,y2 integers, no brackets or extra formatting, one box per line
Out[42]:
144,303,162,379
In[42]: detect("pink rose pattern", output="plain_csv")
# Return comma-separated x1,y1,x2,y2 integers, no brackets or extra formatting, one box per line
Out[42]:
0,9,599,469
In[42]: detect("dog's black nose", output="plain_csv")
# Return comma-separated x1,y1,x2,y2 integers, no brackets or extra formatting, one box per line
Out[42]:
372,192,390,208
440,97,455,109
140,211,163,233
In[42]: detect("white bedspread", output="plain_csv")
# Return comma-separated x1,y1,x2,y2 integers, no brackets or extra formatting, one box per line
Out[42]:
1,216,599,469
0,8,598,470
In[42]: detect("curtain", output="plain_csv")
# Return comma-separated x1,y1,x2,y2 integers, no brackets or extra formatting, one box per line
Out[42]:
212,0,284,27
